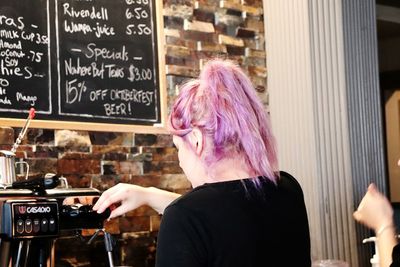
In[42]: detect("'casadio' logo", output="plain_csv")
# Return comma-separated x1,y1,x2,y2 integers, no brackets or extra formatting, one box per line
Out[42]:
27,206,51,213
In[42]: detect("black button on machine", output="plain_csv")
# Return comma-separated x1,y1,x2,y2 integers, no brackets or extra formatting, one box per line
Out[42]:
16,219,24,234
25,219,33,233
49,218,56,232
41,218,48,232
33,219,40,233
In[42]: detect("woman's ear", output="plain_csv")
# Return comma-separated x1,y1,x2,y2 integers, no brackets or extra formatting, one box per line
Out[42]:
190,127,204,155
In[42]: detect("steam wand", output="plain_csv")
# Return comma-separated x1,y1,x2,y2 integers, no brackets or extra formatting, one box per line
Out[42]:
11,108,35,153
86,228,115,267
104,231,115,267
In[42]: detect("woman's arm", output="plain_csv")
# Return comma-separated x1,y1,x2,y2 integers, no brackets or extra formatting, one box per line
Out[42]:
93,183,181,218
378,225,398,267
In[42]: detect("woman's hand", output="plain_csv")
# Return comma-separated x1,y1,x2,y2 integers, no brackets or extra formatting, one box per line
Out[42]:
93,183,149,219
93,183,181,218
353,183,394,232
354,183,397,267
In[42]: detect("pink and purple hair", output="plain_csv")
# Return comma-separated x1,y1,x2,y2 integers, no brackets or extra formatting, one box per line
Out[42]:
168,59,279,184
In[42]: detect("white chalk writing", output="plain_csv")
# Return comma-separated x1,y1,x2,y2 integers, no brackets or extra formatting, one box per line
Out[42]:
63,4,109,21
16,92,37,106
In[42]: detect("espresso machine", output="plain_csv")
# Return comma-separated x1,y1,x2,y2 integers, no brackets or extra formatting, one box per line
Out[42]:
0,174,114,267
0,109,115,267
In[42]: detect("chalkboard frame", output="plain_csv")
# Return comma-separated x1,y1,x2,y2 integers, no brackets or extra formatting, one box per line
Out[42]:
0,0,167,134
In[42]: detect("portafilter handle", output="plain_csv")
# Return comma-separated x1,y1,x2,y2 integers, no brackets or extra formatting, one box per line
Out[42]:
59,205,111,230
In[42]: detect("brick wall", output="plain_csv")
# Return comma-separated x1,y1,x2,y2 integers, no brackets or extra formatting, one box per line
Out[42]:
0,0,266,266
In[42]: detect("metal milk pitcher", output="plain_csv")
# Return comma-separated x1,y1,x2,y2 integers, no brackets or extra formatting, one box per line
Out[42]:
0,150,16,187
0,150,30,188
0,109,35,188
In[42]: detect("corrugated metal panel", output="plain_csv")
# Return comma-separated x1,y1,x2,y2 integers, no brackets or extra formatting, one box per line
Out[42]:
264,0,327,262
264,0,384,266
342,0,386,266
307,0,358,264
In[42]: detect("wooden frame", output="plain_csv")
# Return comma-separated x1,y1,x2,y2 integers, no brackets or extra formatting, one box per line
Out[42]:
0,0,167,134
385,90,400,202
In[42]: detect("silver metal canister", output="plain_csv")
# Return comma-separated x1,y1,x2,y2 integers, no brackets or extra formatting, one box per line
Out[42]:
0,150,16,187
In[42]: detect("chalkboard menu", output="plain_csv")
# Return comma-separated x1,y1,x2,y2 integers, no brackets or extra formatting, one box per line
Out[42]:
0,0,166,133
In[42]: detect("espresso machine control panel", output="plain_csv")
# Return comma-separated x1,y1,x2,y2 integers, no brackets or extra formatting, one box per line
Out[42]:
0,187,114,266
0,200,58,239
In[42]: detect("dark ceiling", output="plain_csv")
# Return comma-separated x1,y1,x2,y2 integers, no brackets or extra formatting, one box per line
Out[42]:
377,20,400,39
376,1,400,40
377,0,400,8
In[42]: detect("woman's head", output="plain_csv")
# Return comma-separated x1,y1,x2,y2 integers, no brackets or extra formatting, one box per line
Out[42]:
169,59,278,184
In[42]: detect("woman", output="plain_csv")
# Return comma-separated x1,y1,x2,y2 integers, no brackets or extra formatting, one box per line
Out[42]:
93,59,311,266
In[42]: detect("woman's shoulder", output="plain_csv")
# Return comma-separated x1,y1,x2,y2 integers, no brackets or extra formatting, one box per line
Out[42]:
278,171,304,194
166,183,222,210
164,180,246,217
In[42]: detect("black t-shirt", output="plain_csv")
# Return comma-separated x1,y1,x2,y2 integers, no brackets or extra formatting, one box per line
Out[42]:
391,243,400,267
156,171,311,267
